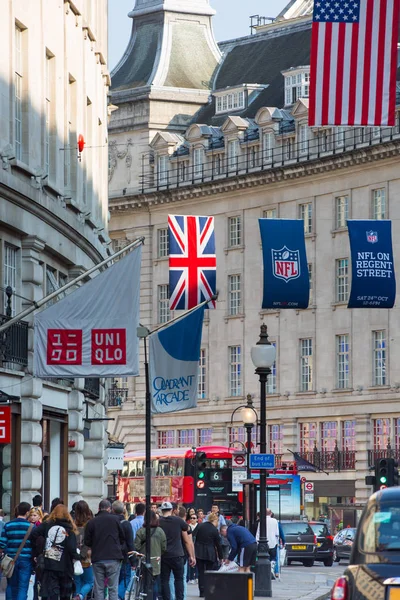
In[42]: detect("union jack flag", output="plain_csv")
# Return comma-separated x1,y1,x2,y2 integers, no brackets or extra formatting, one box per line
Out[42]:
168,215,216,310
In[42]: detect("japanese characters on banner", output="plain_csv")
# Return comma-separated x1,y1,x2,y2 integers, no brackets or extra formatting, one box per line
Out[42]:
149,305,205,414
33,245,142,377
0,407,11,444
259,219,309,310
348,220,396,309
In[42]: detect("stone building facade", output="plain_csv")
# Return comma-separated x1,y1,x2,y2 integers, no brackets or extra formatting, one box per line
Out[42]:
108,0,400,521
0,0,110,512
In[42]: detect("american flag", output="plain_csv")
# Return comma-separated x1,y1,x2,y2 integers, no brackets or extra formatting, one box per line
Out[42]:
309,0,400,127
168,215,216,310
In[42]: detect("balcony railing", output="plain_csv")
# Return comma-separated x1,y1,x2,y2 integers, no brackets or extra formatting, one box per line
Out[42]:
108,387,128,407
0,315,28,368
84,378,100,399
300,446,356,471
368,447,400,468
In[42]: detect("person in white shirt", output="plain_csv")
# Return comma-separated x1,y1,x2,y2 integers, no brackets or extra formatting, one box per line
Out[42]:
256,508,280,561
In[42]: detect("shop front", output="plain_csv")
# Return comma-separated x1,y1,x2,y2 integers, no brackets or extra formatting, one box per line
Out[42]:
303,480,356,531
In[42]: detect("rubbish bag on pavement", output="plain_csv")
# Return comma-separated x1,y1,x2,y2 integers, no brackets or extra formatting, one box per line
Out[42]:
218,562,239,573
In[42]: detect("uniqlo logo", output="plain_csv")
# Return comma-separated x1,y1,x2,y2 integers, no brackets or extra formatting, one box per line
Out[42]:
0,407,12,445
91,329,126,365
47,329,83,365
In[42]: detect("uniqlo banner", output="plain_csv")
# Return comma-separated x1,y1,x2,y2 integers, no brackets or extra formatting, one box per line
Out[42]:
34,245,142,377
0,406,12,444
149,305,204,414
259,219,309,309
348,220,396,308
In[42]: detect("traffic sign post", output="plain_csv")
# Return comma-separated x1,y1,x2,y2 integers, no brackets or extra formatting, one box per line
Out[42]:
232,453,247,468
249,454,275,470
304,482,314,492
305,492,314,503
232,469,247,492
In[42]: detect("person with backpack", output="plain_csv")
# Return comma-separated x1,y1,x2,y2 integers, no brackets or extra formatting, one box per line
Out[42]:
30,504,79,600
0,501,33,600
73,501,94,600
135,510,167,600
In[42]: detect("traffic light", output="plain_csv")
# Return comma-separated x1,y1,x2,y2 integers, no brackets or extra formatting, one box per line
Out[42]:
374,458,400,492
387,458,399,487
196,452,207,480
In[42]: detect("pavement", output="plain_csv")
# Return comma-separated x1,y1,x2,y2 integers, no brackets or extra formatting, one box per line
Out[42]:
186,563,344,600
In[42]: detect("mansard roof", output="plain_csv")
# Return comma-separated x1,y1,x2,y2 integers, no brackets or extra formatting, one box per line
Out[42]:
193,22,312,126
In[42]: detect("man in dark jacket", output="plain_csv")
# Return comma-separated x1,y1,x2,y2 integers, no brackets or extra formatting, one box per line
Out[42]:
194,514,222,598
223,521,257,573
112,500,134,600
84,499,125,600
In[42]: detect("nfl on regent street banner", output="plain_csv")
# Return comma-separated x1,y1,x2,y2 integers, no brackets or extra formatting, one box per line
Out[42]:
348,220,396,309
34,245,142,377
149,305,205,414
259,219,309,309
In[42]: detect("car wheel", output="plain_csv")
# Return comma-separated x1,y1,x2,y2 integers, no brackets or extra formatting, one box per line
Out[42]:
303,560,314,567
333,549,340,563
323,558,333,567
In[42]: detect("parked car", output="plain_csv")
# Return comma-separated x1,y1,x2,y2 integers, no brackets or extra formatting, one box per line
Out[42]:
331,487,400,600
280,520,316,567
309,521,334,566
332,527,356,563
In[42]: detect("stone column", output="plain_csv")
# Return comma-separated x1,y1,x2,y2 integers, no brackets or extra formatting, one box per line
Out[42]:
83,399,107,513
20,237,46,503
282,417,298,465
68,381,85,507
355,414,371,504
211,424,228,447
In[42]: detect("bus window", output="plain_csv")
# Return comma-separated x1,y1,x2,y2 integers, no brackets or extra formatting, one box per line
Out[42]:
159,461,169,476
137,460,144,476
170,459,177,475
177,459,183,476
122,465,128,477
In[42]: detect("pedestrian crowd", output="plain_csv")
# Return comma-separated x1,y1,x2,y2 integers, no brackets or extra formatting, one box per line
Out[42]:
0,496,283,600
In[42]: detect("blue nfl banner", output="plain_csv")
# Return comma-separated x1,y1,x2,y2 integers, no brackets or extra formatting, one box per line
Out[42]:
259,219,309,309
149,305,205,414
348,220,396,309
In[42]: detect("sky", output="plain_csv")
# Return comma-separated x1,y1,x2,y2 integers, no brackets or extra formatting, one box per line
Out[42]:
108,0,289,70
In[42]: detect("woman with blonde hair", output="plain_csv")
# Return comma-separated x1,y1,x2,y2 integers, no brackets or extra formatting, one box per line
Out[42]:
28,507,44,526
31,504,80,600
194,513,222,598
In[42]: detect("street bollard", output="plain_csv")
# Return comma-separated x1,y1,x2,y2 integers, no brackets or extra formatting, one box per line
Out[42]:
204,571,254,600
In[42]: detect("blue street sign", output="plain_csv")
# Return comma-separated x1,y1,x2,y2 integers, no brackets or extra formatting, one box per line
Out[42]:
249,454,275,469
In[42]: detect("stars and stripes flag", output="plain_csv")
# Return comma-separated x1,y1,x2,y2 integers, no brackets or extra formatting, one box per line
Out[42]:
309,0,400,127
168,215,216,310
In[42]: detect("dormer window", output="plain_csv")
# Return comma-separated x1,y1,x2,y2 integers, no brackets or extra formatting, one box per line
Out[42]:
283,68,310,105
216,91,245,115
214,84,266,115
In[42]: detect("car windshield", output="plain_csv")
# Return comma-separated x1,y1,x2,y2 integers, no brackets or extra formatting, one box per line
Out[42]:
282,522,313,536
360,505,400,552
310,523,328,537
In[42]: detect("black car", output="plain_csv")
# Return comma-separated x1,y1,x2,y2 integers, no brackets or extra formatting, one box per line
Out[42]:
332,527,356,563
309,521,334,566
281,520,316,567
331,487,400,600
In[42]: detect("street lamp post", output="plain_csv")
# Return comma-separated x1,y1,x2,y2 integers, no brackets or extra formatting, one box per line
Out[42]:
251,324,276,598
241,395,257,479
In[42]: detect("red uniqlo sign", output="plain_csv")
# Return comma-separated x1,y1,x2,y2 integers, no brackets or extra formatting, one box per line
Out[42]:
0,407,12,444
47,329,83,365
91,329,127,365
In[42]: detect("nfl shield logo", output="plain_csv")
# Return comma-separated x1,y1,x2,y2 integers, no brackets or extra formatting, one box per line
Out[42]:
271,246,301,282
366,230,378,244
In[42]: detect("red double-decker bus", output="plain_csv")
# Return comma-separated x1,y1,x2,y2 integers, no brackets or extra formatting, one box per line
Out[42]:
118,445,242,515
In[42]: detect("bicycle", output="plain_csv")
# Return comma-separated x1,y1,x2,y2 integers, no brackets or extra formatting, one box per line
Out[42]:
127,551,157,600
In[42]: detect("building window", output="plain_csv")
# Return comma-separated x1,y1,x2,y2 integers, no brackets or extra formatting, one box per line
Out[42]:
157,284,170,324
300,422,317,452
198,428,213,445
263,209,276,219
335,195,349,229
336,334,350,389
263,132,274,162
229,426,258,449
269,424,283,454
158,430,175,448
248,146,258,168
158,155,168,185
318,130,329,152
300,338,313,392
284,138,294,160
178,162,186,182
228,140,239,171
213,155,222,175
299,203,312,234
284,71,310,105
228,274,241,316
373,418,390,450
198,349,206,399
215,91,245,115
394,419,400,449
299,124,308,154
308,263,313,305
178,429,195,447
320,421,337,451
14,25,23,160
228,216,242,247
266,342,277,394
4,244,18,316
342,420,356,451
193,148,203,177
335,258,349,303
157,228,169,258
372,188,386,219
229,345,242,397
372,330,386,386
336,127,345,147
216,97,222,112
